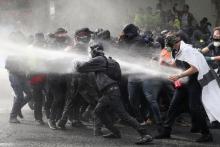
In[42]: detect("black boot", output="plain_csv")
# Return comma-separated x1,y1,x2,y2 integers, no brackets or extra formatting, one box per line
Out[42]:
154,127,171,139
103,126,121,139
57,120,66,130
196,133,213,142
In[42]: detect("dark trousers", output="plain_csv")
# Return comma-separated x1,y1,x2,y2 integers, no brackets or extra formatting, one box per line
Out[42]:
9,73,31,118
44,84,53,119
94,86,145,136
49,84,66,122
31,83,44,121
59,75,98,124
163,80,210,135
127,80,143,121
59,93,84,123
141,79,164,124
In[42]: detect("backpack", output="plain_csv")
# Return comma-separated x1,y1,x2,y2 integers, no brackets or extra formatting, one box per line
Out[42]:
103,56,122,82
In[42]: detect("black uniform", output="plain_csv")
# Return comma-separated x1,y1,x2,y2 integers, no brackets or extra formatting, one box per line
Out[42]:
76,55,151,138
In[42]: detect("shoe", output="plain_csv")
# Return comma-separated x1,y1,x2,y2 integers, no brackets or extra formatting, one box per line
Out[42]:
71,120,84,127
36,120,45,125
196,133,213,142
9,118,20,123
56,120,66,130
18,110,24,119
135,135,153,145
94,129,103,136
103,133,121,139
48,120,57,130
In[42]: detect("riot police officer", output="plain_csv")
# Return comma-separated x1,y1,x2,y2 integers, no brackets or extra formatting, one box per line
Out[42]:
76,43,153,145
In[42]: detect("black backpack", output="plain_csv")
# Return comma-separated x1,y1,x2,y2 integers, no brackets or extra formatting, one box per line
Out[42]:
103,56,122,82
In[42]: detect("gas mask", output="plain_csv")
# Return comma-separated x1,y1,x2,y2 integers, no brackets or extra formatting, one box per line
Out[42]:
213,41,220,47
165,35,180,58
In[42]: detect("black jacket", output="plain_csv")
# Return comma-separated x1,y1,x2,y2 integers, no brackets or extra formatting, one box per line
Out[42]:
5,55,27,76
76,55,117,92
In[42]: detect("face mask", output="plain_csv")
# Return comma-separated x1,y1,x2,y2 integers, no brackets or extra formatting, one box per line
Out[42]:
213,41,220,47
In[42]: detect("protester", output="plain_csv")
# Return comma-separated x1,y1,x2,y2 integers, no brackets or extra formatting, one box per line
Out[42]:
6,32,32,123
4,5,220,145
155,32,213,142
201,26,220,128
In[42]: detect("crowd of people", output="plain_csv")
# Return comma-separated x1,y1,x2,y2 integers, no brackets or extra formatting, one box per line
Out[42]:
4,3,220,145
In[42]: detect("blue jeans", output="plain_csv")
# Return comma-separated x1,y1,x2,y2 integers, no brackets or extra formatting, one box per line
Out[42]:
141,78,163,124
128,77,173,125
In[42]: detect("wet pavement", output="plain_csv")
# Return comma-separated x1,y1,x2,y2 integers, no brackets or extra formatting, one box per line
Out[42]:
0,70,220,147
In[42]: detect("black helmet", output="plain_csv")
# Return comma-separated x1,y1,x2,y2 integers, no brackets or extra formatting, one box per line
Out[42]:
75,28,93,43
122,24,139,39
96,30,111,40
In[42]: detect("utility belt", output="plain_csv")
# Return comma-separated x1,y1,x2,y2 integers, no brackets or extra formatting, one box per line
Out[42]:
198,69,220,88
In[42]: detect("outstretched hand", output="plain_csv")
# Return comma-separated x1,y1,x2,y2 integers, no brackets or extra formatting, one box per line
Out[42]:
168,74,180,82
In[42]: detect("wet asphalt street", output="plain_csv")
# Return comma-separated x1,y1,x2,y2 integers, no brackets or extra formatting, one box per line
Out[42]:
0,70,220,147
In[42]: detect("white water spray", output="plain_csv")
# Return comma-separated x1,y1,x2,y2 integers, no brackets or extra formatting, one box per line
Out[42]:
0,37,182,80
